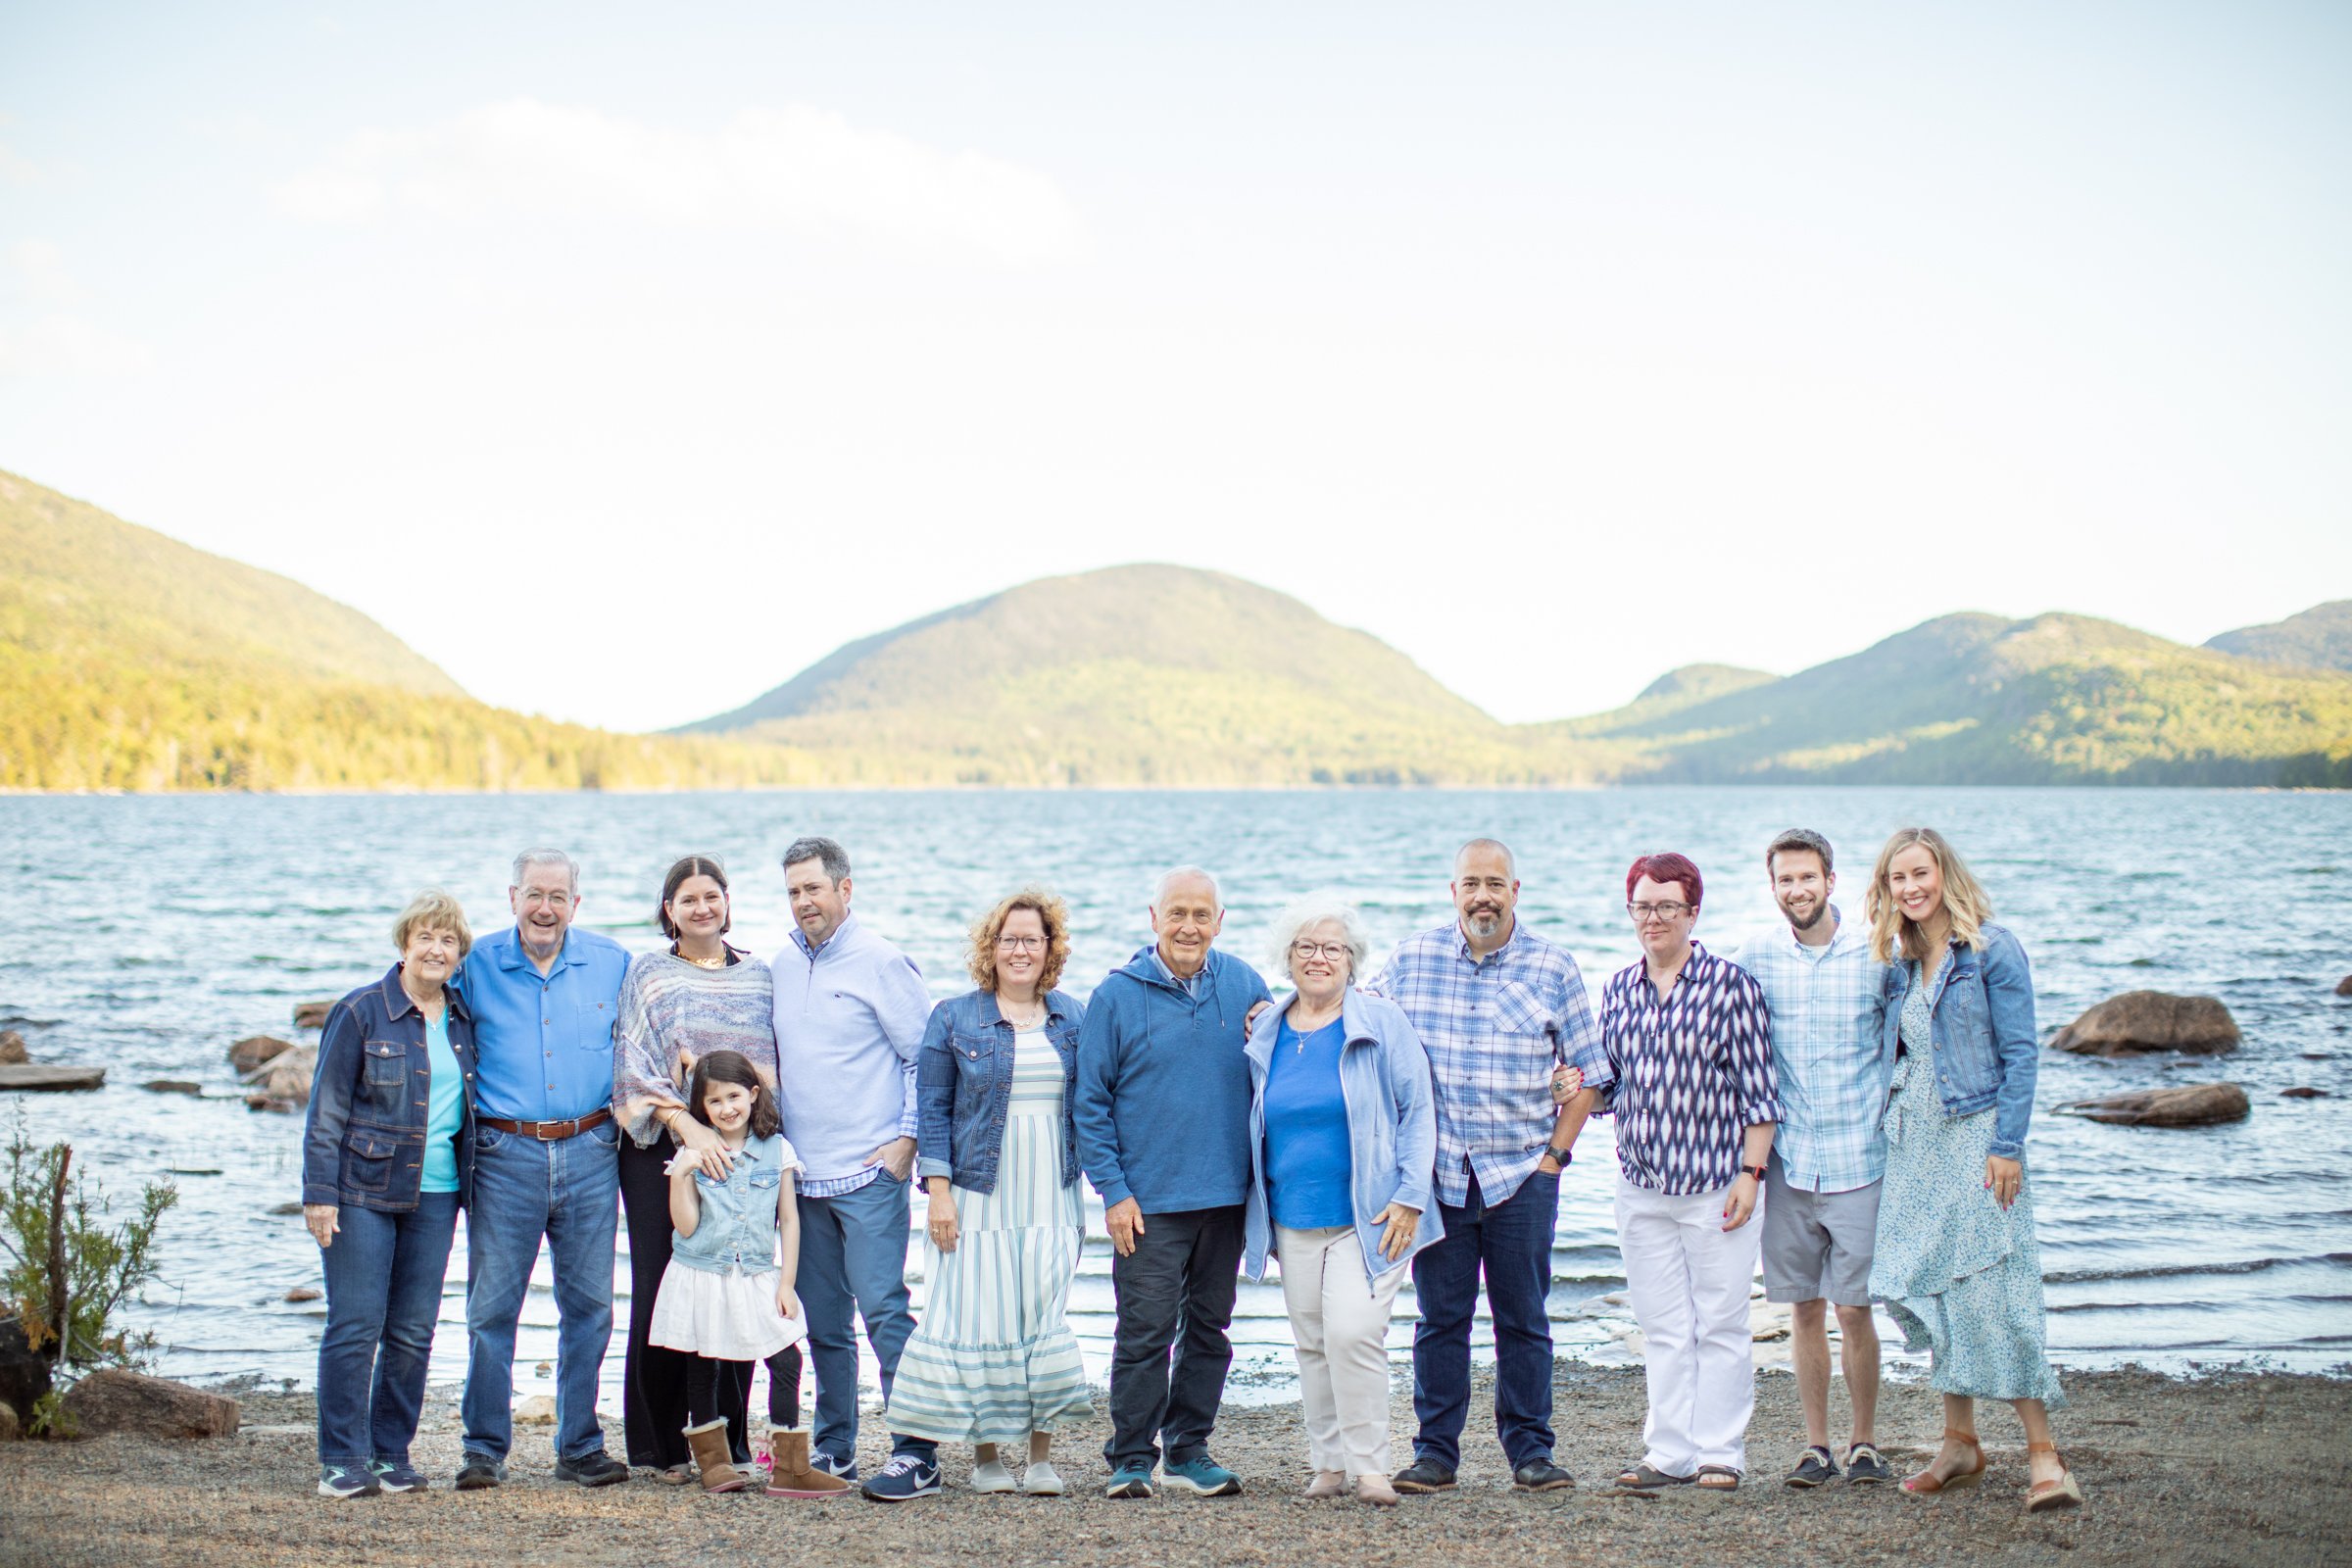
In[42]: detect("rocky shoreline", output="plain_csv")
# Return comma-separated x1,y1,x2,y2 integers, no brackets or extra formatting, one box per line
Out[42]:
4,1361,2346,1567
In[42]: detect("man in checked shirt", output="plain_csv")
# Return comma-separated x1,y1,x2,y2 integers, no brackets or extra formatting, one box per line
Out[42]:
1369,838,1609,1494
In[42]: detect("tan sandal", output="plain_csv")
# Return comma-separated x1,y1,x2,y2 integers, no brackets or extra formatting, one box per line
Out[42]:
1901,1429,1984,1494
2024,1441,2083,1513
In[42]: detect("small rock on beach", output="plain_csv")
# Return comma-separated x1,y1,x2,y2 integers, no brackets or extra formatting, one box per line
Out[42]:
2062,1081,2251,1127
2052,991,2239,1055
514,1394,556,1425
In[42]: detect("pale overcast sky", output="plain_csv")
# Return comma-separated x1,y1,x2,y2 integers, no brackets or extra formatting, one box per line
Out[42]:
3,2,2347,731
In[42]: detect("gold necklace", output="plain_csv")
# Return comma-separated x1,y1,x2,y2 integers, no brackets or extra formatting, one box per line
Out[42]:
676,947,727,970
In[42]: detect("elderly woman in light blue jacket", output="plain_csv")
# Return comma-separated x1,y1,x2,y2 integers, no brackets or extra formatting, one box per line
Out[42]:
1245,893,1440,1507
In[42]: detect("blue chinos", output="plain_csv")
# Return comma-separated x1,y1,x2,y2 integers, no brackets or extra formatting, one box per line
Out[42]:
1408,1167,1562,1470
797,1173,932,1466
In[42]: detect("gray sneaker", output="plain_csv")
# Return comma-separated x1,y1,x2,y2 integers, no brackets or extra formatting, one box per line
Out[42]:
453,1456,506,1491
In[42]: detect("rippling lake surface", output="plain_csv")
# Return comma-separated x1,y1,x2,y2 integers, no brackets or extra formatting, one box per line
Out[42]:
3,788,2346,1407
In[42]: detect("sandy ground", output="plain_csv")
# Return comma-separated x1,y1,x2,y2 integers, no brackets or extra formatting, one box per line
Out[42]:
4,1361,2347,1568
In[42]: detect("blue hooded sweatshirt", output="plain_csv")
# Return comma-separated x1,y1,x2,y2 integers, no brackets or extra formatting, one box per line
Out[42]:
1074,944,1272,1213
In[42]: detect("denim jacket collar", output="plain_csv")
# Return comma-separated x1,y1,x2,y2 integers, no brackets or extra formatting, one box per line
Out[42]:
379,965,471,1025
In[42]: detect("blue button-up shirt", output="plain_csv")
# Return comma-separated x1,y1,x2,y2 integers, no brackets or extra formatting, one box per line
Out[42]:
1369,918,1610,1207
458,924,633,1122
1727,908,1893,1194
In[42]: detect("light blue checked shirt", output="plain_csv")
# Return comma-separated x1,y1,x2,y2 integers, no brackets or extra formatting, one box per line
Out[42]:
1370,919,1611,1207
1726,907,1894,1194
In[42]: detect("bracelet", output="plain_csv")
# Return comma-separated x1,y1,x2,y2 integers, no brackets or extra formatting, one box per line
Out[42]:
1741,1163,1768,1182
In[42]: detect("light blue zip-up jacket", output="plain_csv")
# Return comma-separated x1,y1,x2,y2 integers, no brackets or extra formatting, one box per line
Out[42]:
1243,987,1443,1281
671,1132,792,1273
1879,921,2039,1161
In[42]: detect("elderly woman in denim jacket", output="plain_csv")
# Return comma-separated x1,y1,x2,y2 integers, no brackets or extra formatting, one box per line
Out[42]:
1244,893,1440,1507
884,886,1092,1496
1867,827,2082,1513
300,889,478,1500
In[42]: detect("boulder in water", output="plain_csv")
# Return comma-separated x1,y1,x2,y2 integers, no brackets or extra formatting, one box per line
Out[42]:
2279,1086,2327,1099
241,1043,317,1110
228,1035,295,1074
293,999,337,1029
61,1369,240,1439
0,1031,26,1064
0,1065,104,1092
2061,1082,2250,1127
142,1080,202,1097
2337,974,2352,997
2050,992,2239,1055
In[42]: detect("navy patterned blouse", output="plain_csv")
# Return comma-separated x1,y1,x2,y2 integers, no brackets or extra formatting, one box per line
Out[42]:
1597,942,1783,1196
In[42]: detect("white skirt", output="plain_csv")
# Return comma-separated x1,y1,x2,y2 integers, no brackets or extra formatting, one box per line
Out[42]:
649,1261,808,1362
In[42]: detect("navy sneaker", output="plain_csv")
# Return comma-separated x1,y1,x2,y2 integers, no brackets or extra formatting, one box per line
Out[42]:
1787,1446,1839,1489
1160,1455,1242,1496
318,1464,381,1499
1104,1463,1155,1499
368,1458,428,1493
811,1449,859,1484
860,1453,941,1502
1845,1443,1892,1485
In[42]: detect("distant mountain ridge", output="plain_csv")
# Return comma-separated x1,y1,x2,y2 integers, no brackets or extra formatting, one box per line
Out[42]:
2204,601,2352,672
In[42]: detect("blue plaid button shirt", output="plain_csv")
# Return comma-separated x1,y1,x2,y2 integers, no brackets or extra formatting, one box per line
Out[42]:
1369,919,1610,1207
1725,908,1893,1194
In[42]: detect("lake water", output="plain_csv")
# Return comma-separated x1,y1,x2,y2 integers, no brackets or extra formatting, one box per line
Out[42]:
3,788,2347,1413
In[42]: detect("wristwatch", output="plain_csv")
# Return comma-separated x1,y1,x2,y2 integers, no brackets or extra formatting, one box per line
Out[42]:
1741,1163,1769,1182
1545,1145,1574,1167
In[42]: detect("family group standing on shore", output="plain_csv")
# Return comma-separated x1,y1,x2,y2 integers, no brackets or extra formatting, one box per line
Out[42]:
298,825,2084,1517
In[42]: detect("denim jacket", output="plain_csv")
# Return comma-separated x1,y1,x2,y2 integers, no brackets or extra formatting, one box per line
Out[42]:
301,964,479,1212
916,988,1084,1196
672,1132,796,1273
1879,921,2038,1161
1243,988,1444,1281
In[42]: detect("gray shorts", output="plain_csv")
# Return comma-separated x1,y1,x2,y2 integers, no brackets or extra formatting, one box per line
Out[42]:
1760,1157,1881,1305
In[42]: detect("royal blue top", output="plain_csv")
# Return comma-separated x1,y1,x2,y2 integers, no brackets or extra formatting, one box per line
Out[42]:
456,925,632,1122
419,1010,464,1194
1263,1017,1354,1229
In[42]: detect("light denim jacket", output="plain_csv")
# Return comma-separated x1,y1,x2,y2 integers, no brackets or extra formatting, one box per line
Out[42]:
1879,921,2038,1161
671,1132,795,1273
915,987,1085,1195
1243,988,1443,1281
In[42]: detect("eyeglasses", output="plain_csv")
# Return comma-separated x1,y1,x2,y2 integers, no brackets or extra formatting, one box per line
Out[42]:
996,934,1046,952
1628,902,1693,922
1291,941,1351,961
519,890,572,908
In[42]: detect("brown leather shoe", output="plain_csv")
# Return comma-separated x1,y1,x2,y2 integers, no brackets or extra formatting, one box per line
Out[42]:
765,1428,850,1498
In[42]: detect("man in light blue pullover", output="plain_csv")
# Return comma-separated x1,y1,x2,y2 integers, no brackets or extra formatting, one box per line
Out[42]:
1075,866,1272,1500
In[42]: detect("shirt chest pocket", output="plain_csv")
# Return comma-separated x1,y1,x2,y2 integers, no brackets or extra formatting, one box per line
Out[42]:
1492,982,1558,1097
573,997,614,1051
363,1040,407,1086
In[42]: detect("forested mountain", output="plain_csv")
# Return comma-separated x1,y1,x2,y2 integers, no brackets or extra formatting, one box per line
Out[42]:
2206,601,2352,673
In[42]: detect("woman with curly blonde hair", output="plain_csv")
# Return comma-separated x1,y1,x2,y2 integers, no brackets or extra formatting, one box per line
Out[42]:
1865,828,2081,1514
886,887,1092,1494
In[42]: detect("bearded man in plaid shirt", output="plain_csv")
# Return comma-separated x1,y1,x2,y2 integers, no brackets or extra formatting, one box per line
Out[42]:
1367,838,1609,1495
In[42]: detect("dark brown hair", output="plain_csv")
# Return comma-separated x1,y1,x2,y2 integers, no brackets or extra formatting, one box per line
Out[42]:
685,1050,781,1139
1765,827,1835,877
658,855,730,940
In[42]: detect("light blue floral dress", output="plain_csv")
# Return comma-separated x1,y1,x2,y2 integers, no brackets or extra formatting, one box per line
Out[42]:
1869,969,2065,1406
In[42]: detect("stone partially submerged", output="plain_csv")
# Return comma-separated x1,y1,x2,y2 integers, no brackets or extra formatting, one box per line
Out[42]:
0,1065,104,1092
242,1043,318,1111
228,1035,295,1074
2050,991,2239,1055
2060,1082,2250,1127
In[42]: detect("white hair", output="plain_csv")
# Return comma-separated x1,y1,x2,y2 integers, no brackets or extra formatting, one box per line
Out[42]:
510,848,580,894
1152,865,1222,912
1266,892,1373,984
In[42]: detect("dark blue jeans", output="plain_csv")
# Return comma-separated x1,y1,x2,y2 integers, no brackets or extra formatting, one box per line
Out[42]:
317,1191,460,1469
461,1121,620,1464
1408,1166,1560,1470
798,1171,934,1465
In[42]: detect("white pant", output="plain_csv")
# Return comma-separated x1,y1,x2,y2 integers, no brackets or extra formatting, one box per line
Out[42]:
1276,1224,1406,1477
1614,1176,1762,1475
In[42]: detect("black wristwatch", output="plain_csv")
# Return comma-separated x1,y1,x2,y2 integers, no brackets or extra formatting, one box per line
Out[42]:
1545,1145,1574,1167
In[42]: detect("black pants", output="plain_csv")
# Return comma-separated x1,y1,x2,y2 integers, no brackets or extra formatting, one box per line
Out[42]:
618,1133,751,1466
686,1348,803,1429
1102,1203,1246,1471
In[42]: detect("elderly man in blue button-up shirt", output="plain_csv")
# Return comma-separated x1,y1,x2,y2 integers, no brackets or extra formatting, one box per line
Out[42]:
453,849,634,1491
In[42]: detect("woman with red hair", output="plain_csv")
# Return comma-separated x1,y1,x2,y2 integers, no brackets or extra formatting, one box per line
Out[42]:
1593,853,1781,1491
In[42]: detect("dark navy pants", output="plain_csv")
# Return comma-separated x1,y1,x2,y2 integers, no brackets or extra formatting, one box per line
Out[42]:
1407,1166,1561,1470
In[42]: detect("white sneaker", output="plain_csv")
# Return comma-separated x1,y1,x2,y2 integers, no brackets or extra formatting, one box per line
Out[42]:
1021,1459,1066,1495
970,1458,1017,1494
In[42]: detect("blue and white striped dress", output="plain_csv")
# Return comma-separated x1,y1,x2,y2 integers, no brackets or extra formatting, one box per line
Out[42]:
885,1030,1091,1444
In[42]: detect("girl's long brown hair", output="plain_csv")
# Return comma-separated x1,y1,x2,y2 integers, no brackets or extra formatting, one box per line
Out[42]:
685,1049,781,1139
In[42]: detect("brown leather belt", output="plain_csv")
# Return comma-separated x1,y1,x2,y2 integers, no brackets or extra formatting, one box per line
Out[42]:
480,1107,612,1141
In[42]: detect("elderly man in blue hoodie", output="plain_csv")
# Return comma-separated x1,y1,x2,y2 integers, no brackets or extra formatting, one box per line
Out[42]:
1075,866,1272,1500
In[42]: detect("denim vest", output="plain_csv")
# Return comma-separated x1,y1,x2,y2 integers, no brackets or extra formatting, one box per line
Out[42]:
915,988,1084,1196
670,1133,790,1273
1878,921,2040,1161
301,964,478,1213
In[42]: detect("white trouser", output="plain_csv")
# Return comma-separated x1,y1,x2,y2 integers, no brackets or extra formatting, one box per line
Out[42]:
1276,1224,1406,1477
1614,1176,1762,1475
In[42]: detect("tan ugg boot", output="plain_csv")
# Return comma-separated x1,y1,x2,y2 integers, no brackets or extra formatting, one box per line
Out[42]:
683,1419,747,1494
765,1427,850,1498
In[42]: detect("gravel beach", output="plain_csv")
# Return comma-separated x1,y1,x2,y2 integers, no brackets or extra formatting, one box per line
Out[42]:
6,1361,2346,1568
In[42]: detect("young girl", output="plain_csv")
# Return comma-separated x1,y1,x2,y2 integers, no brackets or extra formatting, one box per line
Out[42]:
649,1050,844,1497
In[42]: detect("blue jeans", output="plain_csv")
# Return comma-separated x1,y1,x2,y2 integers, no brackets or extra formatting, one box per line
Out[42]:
317,1191,460,1468
798,1171,932,1463
461,1122,620,1463
1408,1166,1561,1470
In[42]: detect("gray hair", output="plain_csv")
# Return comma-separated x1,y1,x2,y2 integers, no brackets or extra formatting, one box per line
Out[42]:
781,835,851,885
1766,827,1835,876
1266,892,1373,984
1454,837,1517,879
1152,865,1222,912
510,848,579,894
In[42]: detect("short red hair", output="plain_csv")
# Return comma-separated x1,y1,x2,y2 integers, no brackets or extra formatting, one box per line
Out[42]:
1626,853,1703,909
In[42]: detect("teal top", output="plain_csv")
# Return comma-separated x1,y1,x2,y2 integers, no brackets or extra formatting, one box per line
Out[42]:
419,1009,464,1195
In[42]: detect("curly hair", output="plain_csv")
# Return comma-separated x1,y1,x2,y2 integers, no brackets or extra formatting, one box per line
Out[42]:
965,885,1072,995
